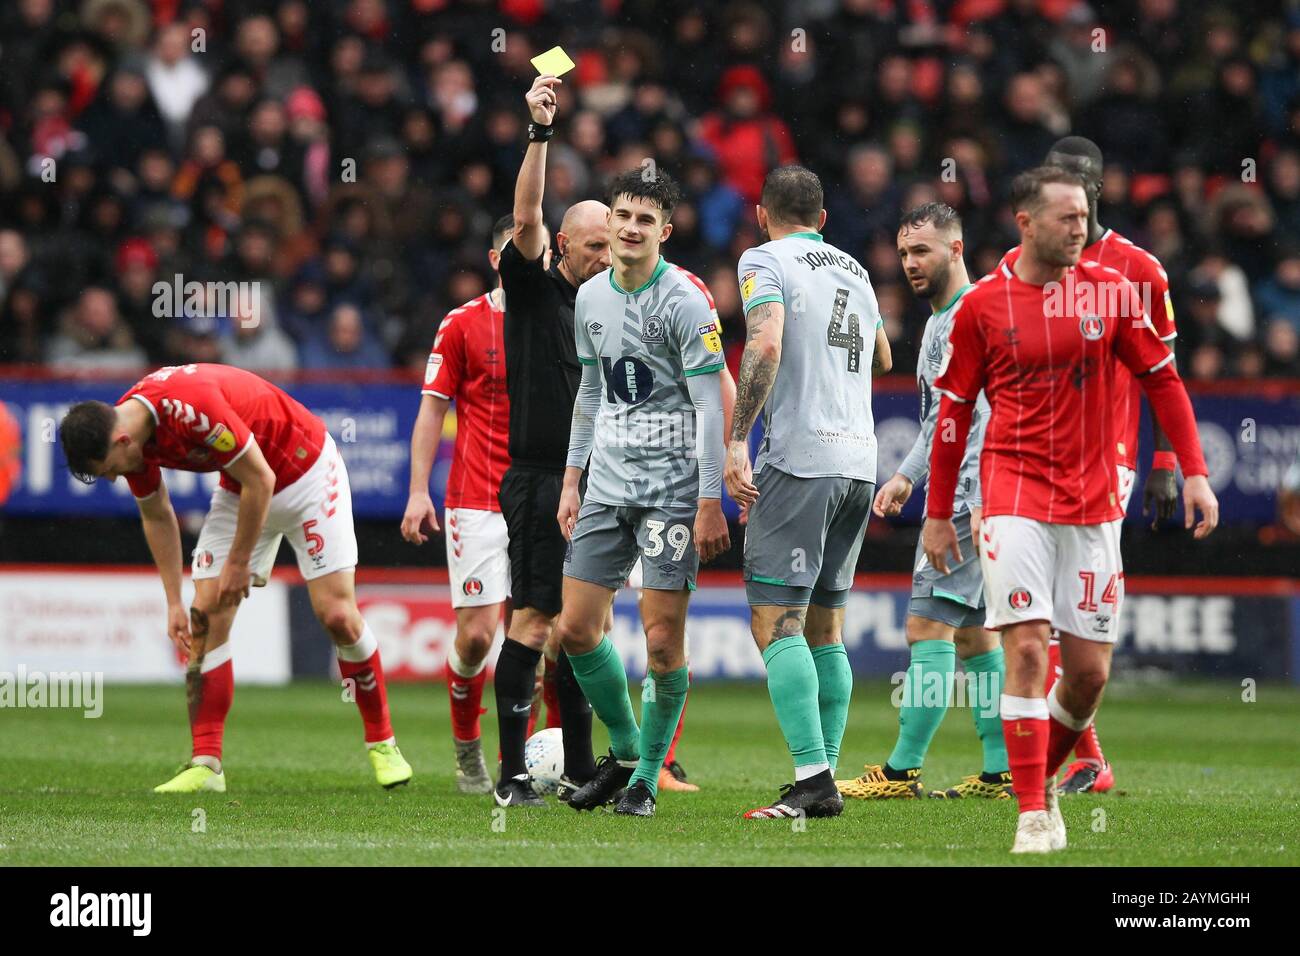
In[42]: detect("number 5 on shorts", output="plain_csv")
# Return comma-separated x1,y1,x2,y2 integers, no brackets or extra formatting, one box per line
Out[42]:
644,519,691,561
303,519,325,557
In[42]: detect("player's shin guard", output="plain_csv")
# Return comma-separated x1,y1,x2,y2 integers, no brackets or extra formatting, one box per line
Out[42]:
190,642,233,762
810,643,852,774
446,646,487,742
888,639,954,771
567,636,640,761
964,647,1009,775
1045,682,1092,777
554,651,597,780
1000,694,1049,811
628,666,688,796
762,635,828,777
493,638,541,779
338,625,394,744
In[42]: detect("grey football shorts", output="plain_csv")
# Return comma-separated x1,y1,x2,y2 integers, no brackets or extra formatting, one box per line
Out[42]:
909,507,986,629
743,467,874,608
564,498,699,591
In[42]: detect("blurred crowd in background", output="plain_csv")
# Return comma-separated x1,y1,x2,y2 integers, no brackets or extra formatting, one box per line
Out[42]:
1,0,1299,380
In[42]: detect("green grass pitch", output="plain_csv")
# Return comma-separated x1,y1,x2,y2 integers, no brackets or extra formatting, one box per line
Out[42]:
3,680,1297,866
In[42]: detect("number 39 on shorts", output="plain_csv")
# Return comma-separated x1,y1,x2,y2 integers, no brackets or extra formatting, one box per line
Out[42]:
644,520,691,560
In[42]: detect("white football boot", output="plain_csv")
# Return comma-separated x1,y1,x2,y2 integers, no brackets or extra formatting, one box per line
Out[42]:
1010,810,1056,854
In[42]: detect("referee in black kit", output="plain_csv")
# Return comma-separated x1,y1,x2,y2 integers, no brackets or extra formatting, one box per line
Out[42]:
491,72,610,806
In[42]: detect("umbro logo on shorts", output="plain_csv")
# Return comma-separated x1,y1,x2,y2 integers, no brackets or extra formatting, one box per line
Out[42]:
1009,587,1032,610
658,563,675,574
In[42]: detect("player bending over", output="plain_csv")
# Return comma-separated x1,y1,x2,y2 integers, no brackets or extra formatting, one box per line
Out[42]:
923,167,1217,853
60,364,412,793
554,168,730,817
725,165,891,820
838,202,1010,802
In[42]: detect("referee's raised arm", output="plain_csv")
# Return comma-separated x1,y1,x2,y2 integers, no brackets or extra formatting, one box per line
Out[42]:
512,75,560,262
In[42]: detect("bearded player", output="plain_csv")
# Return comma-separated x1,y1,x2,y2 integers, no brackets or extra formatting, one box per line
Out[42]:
998,136,1179,794
923,167,1217,853
59,364,413,793
403,214,517,794
838,203,1010,802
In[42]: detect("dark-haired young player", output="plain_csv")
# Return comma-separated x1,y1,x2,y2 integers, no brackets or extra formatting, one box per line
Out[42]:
60,364,412,793
555,168,730,818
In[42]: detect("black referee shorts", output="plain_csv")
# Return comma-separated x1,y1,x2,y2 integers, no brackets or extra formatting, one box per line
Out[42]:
498,465,568,618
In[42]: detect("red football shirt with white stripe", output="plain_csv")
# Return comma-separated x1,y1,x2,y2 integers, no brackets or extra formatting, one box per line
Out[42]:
423,291,510,512
1000,230,1176,469
933,259,1180,525
120,363,326,498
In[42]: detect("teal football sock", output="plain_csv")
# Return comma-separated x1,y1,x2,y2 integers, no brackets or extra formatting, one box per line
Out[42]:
888,639,955,770
628,666,689,796
567,636,639,761
762,635,827,770
810,643,852,774
963,646,1009,775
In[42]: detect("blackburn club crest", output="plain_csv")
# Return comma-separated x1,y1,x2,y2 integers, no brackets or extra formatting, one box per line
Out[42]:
1079,315,1104,340
1009,587,1033,610
641,316,665,344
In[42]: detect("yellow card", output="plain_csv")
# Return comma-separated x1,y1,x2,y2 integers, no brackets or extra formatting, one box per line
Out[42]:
531,45,576,77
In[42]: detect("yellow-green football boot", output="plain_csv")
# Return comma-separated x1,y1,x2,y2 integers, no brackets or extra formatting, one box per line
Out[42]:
835,763,925,799
369,742,413,789
929,771,1014,800
153,763,226,794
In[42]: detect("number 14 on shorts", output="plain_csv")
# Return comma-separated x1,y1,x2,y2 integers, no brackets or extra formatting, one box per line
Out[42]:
1077,570,1121,613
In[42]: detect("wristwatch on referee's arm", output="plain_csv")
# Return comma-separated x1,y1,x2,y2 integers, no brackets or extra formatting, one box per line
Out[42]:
527,121,554,142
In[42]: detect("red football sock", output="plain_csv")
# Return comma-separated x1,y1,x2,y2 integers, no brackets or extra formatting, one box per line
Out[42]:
1045,683,1092,777
663,691,688,765
338,627,393,744
445,655,487,742
1073,722,1106,766
190,648,233,760
543,655,562,729
1043,638,1062,695
1001,694,1049,812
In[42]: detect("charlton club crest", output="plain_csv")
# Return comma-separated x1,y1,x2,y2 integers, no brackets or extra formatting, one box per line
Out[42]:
463,578,484,597
1009,587,1033,610
1079,315,1105,340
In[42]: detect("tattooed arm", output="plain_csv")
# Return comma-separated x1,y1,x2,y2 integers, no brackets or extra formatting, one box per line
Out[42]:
724,300,785,506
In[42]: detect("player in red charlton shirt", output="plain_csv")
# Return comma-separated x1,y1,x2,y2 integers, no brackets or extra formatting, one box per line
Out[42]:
59,363,412,793
923,166,1217,853
403,215,516,794
998,137,1181,795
